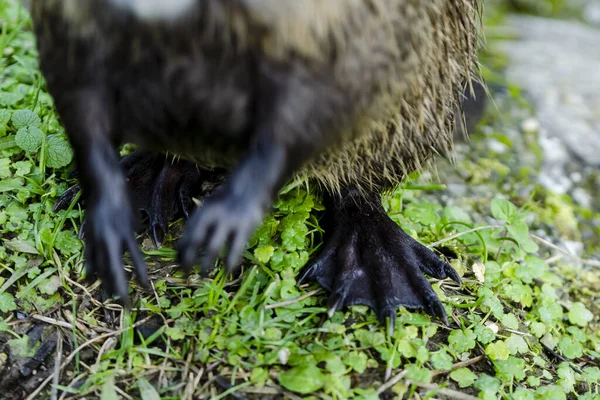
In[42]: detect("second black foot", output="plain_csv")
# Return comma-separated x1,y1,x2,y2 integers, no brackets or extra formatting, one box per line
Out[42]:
299,189,460,332
53,150,227,247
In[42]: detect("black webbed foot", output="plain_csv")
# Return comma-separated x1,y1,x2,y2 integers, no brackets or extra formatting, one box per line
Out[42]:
299,188,460,333
142,157,204,247
54,150,226,247
139,159,226,247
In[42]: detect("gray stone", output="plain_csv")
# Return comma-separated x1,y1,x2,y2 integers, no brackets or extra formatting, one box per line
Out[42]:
572,187,592,208
500,15,600,198
584,0,600,25
501,15,600,167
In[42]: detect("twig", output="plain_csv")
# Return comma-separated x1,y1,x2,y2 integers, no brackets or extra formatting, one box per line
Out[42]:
25,315,153,400
540,342,583,374
31,314,73,329
50,333,63,400
61,309,92,336
158,336,172,388
114,386,133,400
183,372,195,400
182,341,195,399
431,355,485,377
428,228,600,268
58,373,87,400
198,370,220,396
376,369,408,395
150,279,162,309
207,359,224,372
545,254,564,264
531,234,600,267
503,328,532,338
188,368,204,399
415,382,480,400
94,337,116,371
427,225,503,248
63,275,104,308
264,289,322,310
239,386,281,395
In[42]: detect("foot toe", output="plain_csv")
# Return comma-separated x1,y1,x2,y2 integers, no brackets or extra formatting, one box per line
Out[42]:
298,249,336,290
178,230,203,274
52,184,82,212
226,229,248,271
327,290,346,318
444,262,462,284
424,295,449,325
303,191,458,327
413,241,461,283
150,223,166,248
125,234,150,289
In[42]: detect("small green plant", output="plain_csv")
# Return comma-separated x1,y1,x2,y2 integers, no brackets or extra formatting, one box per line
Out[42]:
0,1,599,399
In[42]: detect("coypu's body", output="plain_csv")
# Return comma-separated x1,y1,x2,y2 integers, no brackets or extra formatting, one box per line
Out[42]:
31,0,481,327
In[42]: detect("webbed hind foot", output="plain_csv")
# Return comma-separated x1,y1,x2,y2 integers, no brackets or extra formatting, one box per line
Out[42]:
299,188,460,333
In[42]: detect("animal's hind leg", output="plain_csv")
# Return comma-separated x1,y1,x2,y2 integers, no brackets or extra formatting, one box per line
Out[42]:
53,150,227,247
299,187,461,333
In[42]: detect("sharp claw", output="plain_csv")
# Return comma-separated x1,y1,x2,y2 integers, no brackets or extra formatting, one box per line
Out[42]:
181,202,191,220
120,293,133,309
327,306,337,319
179,213,208,273
193,249,210,277
135,268,150,289
200,252,218,276
446,263,462,285
200,264,210,278
179,240,197,274
327,291,344,318
108,241,124,291
84,250,96,282
52,185,82,212
200,225,225,273
113,274,132,307
225,248,241,272
151,224,165,249
378,307,396,336
296,190,462,332
297,250,336,290
127,237,150,289
178,189,192,220
297,265,313,286
426,297,449,325
226,224,251,271
78,219,87,239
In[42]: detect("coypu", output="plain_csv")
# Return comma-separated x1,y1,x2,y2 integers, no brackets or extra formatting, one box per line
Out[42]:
30,0,481,330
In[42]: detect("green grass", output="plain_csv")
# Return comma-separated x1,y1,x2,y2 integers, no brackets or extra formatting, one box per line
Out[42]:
1,1,599,399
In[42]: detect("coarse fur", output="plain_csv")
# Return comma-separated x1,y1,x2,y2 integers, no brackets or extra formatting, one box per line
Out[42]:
30,0,482,318
30,0,480,199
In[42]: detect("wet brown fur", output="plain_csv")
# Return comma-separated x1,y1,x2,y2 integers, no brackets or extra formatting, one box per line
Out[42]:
30,0,481,198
